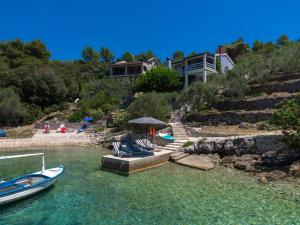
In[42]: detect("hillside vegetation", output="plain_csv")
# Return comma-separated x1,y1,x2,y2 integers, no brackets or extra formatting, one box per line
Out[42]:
0,35,299,135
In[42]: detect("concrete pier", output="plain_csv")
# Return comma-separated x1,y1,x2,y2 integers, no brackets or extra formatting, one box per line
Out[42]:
101,150,172,174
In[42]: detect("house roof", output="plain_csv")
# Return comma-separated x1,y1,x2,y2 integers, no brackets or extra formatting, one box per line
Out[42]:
112,57,158,66
112,61,143,66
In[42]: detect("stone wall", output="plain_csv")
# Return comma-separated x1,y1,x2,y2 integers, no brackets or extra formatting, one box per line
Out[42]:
249,79,300,95
183,110,273,125
184,134,287,156
213,94,295,111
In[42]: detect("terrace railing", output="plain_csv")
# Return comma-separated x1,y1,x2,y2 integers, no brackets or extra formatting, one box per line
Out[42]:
175,62,216,74
186,62,204,72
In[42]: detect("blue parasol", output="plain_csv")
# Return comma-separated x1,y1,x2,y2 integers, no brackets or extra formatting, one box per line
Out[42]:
83,117,93,122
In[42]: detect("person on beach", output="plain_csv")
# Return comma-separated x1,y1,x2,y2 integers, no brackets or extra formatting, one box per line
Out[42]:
43,123,50,133
57,123,67,133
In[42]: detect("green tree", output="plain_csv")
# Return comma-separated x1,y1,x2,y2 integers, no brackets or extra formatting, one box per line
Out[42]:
135,50,156,62
180,79,222,111
82,47,99,64
253,41,265,52
188,51,198,57
223,38,251,61
120,52,135,62
172,51,184,62
127,92,171,121
271,94,300,148
134,66,182,93
99,47,114,63
25,40,51,60
0,87,27,126
277,34,290,47
17,65,68,107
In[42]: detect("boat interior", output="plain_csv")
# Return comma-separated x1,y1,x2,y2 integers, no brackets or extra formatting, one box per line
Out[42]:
0,175,48,194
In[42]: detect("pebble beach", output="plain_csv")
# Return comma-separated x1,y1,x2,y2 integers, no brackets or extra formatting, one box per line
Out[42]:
0,130,93,149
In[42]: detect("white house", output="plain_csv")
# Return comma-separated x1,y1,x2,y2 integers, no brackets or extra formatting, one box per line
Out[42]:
109,57,158,77
168,49,234,88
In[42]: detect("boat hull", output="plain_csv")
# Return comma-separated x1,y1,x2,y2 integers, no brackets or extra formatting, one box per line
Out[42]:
0,166,64,205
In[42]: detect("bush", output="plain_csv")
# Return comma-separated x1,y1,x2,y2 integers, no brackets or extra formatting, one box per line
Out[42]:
22,103,42,124
271,94,300,148
68,109,87,122
111,110,129,129
134,66,182,93
127,92,171,121
179,78,221,111
230,42,300,85
223,72,248,98
182,141,194,147
0,88,28,126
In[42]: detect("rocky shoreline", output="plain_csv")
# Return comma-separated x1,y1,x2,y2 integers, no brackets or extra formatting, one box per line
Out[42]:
181,134,300,183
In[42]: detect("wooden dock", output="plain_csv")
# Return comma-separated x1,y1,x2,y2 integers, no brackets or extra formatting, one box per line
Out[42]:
101,150,172,174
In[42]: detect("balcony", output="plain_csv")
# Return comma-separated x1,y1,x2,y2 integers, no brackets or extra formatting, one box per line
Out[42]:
175,61,216,75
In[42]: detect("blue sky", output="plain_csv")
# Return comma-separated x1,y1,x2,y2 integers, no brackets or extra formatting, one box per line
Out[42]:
1,0,299,61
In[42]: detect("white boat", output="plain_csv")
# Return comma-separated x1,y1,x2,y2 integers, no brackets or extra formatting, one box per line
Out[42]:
0,153,64,205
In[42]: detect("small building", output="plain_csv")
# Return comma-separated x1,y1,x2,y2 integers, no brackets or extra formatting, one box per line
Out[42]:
169,50,234,88
109,57,158,77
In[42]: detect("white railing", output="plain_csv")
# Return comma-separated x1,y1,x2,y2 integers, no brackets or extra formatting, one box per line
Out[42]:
186,62,204,72
175,62,216,74
206,62,215,70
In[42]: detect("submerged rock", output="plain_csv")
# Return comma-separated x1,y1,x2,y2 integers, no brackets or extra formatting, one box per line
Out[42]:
176,154,215,171
258,175,269,184
289,161,300,176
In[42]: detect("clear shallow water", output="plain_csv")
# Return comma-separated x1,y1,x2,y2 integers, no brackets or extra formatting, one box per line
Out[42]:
0,147,300,225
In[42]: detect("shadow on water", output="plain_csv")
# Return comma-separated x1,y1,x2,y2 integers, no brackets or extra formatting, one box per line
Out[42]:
0,185,54,213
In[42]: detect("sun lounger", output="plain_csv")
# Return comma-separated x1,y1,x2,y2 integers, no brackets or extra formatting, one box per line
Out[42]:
142,139,159,149
125,139,154,156
112,142,132,158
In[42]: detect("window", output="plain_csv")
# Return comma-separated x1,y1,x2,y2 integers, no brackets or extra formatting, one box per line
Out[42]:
137,66,142,74
113,67,125,75
127,66,136,75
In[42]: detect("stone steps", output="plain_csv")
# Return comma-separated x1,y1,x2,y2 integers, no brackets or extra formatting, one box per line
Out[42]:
167,143,183,147
160,121,189,152
170,152,189,162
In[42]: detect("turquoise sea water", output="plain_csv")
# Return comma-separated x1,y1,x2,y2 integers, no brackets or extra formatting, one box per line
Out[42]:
1,147,300,225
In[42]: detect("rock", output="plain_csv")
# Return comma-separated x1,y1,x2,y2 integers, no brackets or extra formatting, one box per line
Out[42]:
258,175,269,184
183,145,195,153
234,161,247,170
239,122,256,129
198,143,213,154
176,154,215,171
239,122,250,129
289,161,300,176
233,138,255,155
215,142,223,152
239,154,261,162
262,150,300,168
265,170,287,181
224,140,234,152
233,154,261,172
221,155,237,165
200,153,220,164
